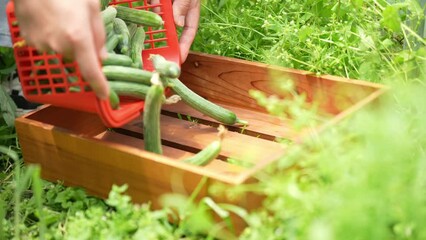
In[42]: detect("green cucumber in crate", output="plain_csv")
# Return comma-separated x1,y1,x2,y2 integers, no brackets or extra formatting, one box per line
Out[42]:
102,53,133,67
130,27,146,69
113,18,131,55
30,55,78,86
143,73,164,154
29,60,45,77
114,6,164,27
106,34,122,52
127,23,138,39
108,81,150,100
109,88,120,110
102,6,117,25
105,22,114,37
150,54,181,78
102,66,152,85
107,79,181,105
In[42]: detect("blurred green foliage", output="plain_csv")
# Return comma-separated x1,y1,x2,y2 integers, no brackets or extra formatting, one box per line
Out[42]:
1,0,426,239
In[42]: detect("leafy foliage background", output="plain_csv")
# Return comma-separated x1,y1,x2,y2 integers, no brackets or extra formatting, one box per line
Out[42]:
1,0,426,239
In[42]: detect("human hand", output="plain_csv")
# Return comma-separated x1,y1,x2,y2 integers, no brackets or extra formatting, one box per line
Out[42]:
14,0,109,99
172,0,200,63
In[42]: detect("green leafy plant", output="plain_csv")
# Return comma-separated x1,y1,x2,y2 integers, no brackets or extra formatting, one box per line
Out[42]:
0,85,17,127
193,0,424,83
0,47,16,81
235,79,426,239
0,47,17,127
1,0,426,239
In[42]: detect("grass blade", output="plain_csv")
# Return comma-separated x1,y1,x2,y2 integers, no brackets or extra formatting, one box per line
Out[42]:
0,146,18,161
0,195,5,240
32,166,45,239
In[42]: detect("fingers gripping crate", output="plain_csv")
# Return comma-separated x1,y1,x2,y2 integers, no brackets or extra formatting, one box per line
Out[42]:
5,0,180,127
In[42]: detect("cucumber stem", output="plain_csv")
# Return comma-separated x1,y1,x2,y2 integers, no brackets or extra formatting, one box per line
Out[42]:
164,95,181,105
236,119,249,126
217,125,227,141
150,72,162,86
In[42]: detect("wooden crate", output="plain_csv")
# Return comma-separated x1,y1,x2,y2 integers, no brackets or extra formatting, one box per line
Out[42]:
15,52,387,234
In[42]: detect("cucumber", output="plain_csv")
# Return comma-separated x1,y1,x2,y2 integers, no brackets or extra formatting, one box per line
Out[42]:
30,60,45,77
114,6,164,27
46,55,78,83
105,22,114,37
106,34,122,52
183,142,221,166
127,23,137,39
168,78,248,126
113,18,131,55
102,53,133,67
69,86,81,93
143,73,164,154
106,28,115,40
102,66,152,85
107,79,179,104
130,27,146,69
109,88,120,110
108,81,150,100
183,125,227,166
102,6,117,25
149,54,181,78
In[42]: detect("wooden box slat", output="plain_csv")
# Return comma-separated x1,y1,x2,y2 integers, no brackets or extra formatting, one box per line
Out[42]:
179,52,384,116
15,52,387,234
162,101,306,140
121,115,285,166
95,131,246,176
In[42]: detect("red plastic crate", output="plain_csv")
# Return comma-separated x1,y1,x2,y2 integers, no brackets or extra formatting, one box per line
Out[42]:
6,0,181,127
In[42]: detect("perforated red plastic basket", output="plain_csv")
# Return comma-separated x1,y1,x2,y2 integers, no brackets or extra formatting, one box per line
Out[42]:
6,0,180,127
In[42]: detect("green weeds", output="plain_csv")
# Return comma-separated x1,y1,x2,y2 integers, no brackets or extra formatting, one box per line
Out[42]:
1,0,425,239
193,0,425,83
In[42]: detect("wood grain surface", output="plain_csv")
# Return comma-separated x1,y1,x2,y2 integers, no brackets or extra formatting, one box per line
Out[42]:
121,115,286,166
180,52,383,115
